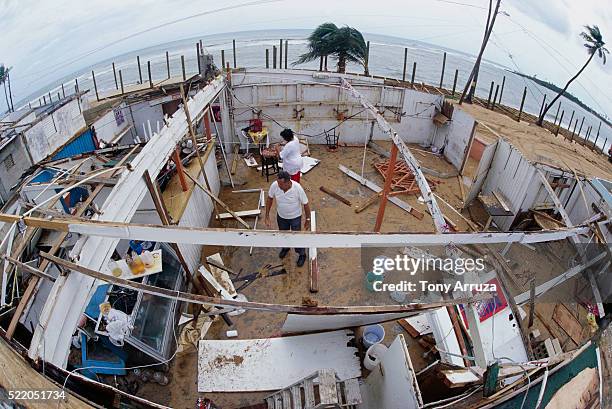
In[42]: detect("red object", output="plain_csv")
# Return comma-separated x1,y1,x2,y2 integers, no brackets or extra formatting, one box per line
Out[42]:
290,172,301,183
249,118,263,132
459,278,508,326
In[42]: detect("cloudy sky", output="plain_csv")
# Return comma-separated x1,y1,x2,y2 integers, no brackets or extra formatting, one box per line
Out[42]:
0,0,610,114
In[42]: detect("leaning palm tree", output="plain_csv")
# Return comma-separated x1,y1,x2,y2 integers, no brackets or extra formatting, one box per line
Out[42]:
0,64,12,113
295,23,367,73
537,25,608,126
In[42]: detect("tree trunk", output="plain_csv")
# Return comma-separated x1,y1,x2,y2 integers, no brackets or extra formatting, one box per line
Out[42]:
338,55,346,73
7,71,14,112
3,81,9,113
537,52,595,126
459,0,500,104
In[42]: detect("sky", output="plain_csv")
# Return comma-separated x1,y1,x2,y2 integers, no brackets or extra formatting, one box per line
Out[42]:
0,0,610,114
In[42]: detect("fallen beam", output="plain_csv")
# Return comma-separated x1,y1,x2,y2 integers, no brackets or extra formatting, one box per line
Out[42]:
0,214,590,247
319,186,352,206
339,165,425,220
39,252,488,315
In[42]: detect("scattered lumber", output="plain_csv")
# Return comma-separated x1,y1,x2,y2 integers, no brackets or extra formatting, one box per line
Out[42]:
355,193,381,213
217,209,261,220
319,186,352,206
374,159,440,195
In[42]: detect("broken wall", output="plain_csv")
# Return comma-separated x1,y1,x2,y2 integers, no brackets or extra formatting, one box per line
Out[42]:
432,107,476,171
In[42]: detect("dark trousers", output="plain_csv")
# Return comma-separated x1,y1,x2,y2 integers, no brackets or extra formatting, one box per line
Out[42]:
277,214,305,256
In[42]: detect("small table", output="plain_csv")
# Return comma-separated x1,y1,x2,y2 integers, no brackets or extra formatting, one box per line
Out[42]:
478,191,514,231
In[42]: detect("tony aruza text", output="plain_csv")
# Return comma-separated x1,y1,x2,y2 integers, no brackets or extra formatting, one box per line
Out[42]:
372,280,498,294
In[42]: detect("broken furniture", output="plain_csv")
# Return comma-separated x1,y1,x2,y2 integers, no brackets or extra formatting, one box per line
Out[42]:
478,190,514,231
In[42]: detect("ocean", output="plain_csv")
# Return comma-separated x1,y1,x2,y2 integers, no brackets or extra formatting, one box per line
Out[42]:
22,29,612,152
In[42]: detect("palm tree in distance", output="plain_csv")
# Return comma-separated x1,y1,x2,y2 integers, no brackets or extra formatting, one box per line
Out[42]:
537,25,608,126
0,64,15,113
295,23,367,73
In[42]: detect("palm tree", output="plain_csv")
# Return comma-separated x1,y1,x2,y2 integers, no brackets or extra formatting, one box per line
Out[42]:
0,64,13,113
537,25,608,126
295,23,367,73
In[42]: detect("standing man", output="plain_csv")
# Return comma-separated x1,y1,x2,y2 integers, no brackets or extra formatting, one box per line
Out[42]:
276,128,304,182
265,170,311,267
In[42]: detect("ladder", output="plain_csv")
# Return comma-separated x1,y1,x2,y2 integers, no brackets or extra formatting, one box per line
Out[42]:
264,369,361,409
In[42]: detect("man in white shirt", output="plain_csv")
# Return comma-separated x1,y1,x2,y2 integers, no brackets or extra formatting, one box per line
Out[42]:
276,128,304,183
265,170,311,267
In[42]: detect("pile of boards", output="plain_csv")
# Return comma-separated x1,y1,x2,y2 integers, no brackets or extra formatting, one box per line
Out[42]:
374,159,440,195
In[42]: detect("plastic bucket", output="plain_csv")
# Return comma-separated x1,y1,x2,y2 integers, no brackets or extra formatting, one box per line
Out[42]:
362,324,385,349
365,271,384,292
364,344,388,370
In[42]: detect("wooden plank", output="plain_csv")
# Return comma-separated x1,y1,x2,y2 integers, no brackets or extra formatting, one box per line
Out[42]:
355,193,381,213
552,304,583,345
309,211,318,293
319,186,352,206
0,213,591,248
339,165,425,220
217,209,261,219
318,369,339,404
197,331,360,392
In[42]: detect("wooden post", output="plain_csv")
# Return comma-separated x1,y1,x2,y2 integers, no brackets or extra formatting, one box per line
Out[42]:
411,62,416,87
324,55,328,71
439,51,446,89
577,117,584,138
527,278,536,328
48,92,52,102
567,111,575,137
135,56,142,84
75,78,79,94
265,49,269,68
284,40,288,69
279,39,283,70
571,118,578,140
402,48,408,82
147,61,153,88
602,138,608,154
165,51,170,79
593,122,602,149
272,46,277,69
196,43,201,74
487,81,494,108
61,83,65,98
43,95,46,105
491,84,499,110
119,70,124,95
364,41,370,75
517,87,527,122
57,92,61,101
232,39,237,68
221,49,226,71
498,75,505,105
172,147,188,192
555,110,564,136
452,69,458,96
374,144,398,232
92,70,99,101
204,110,212,142
181,55,186,81
538,94,547,119
112,62,118,89
319,56,323,71
553,102,561,125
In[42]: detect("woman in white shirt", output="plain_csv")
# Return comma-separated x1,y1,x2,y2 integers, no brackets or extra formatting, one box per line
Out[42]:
276,128,304,183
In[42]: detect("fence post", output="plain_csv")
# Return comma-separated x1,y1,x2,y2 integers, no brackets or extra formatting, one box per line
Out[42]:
498,76,505,105
487,81,494,108
166,51,170,79
364,41,370,75
553,102,561,125
181,55,186,81
148,61,153,88
279,39,283,70
492,84,499,110
197,43,201,74
137,56,143,83
61,84,65,98
112,62,118,89
452,69,458,96
92,71,99,101
411,62,416,87
517,87,527,122
319,56,323,71
273,46,277,69
555,110,564,136
571,118,578,141
75,78,79,94
538,94,547,119
119,70,124,95
593,122,602,150
266,49,269,68
284,40,288,69
439,51,446,89
402,48,408,82
577,117,584,139
233,39,237,68
221,50,225,71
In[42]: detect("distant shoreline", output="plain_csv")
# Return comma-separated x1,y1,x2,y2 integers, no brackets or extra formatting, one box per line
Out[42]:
511,70,611,127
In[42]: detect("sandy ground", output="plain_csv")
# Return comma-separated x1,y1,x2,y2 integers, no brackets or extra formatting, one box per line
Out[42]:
458,103,612,180
137,143,594,408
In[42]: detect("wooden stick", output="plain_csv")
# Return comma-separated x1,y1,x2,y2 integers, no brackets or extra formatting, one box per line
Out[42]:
319,186,351,206
355,193,381,213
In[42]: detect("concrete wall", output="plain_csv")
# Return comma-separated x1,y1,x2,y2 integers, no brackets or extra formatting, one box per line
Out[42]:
0,136,34,202
231,69,442,147
92,103,131,144
23,99,86,163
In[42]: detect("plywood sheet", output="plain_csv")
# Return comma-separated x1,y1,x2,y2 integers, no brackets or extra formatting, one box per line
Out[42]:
281,312,416,333
552,304,583,344
197,330,360,392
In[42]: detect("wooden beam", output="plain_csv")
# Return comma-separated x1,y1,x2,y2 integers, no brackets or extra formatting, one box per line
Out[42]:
39,252,487,315
172,147,189,192
319,186,351,207
375,144,398,232
0,214,590,248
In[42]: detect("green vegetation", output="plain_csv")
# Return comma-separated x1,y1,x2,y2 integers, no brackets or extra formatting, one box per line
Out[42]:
295,23,367,73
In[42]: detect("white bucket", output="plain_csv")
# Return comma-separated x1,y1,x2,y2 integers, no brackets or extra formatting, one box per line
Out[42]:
364,344,388,371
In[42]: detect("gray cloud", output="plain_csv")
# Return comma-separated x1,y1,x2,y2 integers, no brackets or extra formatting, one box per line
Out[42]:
506,0,571,35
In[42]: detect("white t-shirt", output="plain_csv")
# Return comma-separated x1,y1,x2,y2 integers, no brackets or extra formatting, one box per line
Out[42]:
268,181,308,219
279,137,303,176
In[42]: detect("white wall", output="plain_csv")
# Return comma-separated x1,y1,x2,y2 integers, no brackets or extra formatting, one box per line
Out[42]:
128,99,164,142
231,69,442,147
23,99,86,163
433,107,476,171
92,103,131,144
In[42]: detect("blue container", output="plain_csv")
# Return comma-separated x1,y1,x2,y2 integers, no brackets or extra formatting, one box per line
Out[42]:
362,324,385,348
365,271,384,292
